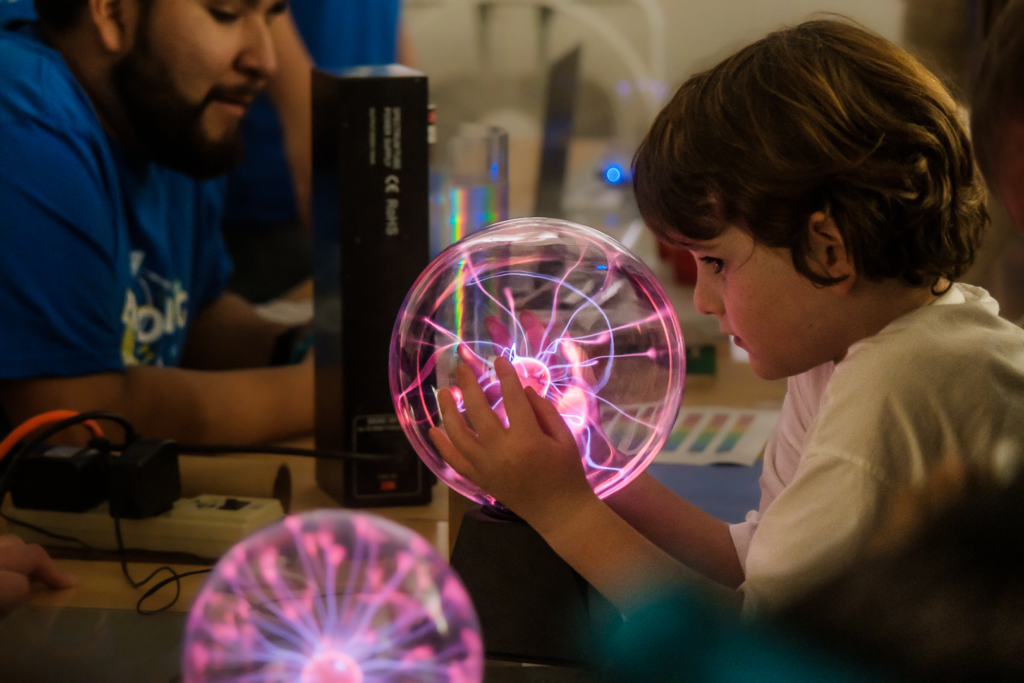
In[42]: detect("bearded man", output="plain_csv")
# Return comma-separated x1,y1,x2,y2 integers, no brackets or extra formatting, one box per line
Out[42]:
0,0,314,444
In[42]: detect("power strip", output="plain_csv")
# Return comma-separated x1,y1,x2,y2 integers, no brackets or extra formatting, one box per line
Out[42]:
2,495,285,560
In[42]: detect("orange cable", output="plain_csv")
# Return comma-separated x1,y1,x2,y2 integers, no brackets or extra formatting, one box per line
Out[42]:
0,410,104,463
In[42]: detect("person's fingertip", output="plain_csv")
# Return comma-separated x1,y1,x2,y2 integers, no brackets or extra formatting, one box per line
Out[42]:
54,572,76,589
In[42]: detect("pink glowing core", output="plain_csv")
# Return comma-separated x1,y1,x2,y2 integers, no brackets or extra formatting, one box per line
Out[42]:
302,651,362,683
512,357,551,397
182,510,484,683
389,218,686,506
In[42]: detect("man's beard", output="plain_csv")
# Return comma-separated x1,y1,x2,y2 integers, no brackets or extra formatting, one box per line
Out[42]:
111,41,254,179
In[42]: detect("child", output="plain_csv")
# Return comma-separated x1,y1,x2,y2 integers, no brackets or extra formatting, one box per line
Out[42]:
429,18,1024,616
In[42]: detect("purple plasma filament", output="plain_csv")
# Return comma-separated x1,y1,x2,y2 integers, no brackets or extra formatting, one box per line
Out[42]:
390,218,685,506
181,510,484,683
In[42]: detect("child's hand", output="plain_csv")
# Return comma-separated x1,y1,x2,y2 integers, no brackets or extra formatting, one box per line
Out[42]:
451,311,551,409
429,356,597,531
0,534,76,616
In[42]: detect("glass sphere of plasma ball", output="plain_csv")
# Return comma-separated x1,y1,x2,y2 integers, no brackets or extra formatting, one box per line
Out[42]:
181,510,484,683
389,217,685,507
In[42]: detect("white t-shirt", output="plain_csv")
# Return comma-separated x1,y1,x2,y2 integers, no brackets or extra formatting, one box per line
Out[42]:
730,283,1024,614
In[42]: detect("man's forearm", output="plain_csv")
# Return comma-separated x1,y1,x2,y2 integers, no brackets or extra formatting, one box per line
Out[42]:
0,363,314,445
122,363,314,444
182,292,294,370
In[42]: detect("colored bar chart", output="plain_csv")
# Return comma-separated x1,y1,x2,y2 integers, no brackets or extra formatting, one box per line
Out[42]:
655,407,780,466
689,413,729,453
664,412,703,451
716,414,756,453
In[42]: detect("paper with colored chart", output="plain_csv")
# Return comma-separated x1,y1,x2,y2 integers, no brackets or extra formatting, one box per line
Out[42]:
654,407,781,466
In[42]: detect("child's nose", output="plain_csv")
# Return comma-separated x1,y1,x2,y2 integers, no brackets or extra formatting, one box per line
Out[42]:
693,276,723,317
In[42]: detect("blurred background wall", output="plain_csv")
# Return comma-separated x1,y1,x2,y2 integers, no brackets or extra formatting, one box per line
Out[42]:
404,0,1024,321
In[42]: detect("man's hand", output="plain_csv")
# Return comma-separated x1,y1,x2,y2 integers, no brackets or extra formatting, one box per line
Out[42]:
429,356,597,532
0,535,76,616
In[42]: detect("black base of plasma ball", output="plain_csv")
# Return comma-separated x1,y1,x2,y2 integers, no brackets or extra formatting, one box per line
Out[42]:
449,504,621,667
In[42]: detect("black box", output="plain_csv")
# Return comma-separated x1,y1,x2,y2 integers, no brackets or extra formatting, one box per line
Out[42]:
312,65,434,507
10,445,109,513
108,439,181,520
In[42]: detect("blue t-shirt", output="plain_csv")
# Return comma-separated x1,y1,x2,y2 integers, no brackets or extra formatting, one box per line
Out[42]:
291,0,400,73
0,23,232,381
223,0,401,226
0,0,33,28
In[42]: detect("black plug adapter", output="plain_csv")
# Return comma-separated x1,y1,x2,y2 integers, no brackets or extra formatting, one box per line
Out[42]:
10,444,110,512
108,439,181,519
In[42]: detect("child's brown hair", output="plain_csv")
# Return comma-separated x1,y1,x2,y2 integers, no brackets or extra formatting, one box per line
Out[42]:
633,18,988,288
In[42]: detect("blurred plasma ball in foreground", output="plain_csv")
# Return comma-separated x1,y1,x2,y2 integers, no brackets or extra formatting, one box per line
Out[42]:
389,217,685,507
181,510,484,683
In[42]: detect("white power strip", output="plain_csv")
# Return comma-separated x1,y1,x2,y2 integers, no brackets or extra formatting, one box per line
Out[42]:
2,495,285,560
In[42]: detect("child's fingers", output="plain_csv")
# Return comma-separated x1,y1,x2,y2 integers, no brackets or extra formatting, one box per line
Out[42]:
436,386,484,456
526,387,577,445
428,426,482,483
454,364,506,438
0,539,76,590
494,357,538,432
457,344,488,380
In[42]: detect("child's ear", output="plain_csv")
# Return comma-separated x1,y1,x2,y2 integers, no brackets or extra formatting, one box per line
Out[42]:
806,211,855,293
89,0,137,55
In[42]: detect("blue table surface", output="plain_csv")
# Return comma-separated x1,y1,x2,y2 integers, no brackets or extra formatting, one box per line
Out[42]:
647,461,762,524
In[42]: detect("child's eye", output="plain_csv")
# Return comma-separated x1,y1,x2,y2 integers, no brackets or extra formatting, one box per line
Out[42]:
699,257,724,274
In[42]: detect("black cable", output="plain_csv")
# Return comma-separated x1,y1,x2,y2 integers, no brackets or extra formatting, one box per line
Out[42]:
113,516,171,589
1,509,210,558
113,515,211,615
147,443,403,461
0,509,102,550
136,568,212,614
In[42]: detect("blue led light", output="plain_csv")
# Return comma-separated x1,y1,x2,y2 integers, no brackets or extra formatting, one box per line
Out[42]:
605,165,623,183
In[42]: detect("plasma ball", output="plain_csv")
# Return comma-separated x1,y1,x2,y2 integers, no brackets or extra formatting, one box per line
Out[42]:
302,651,362,683
389,217,686,506
181,510,484,683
